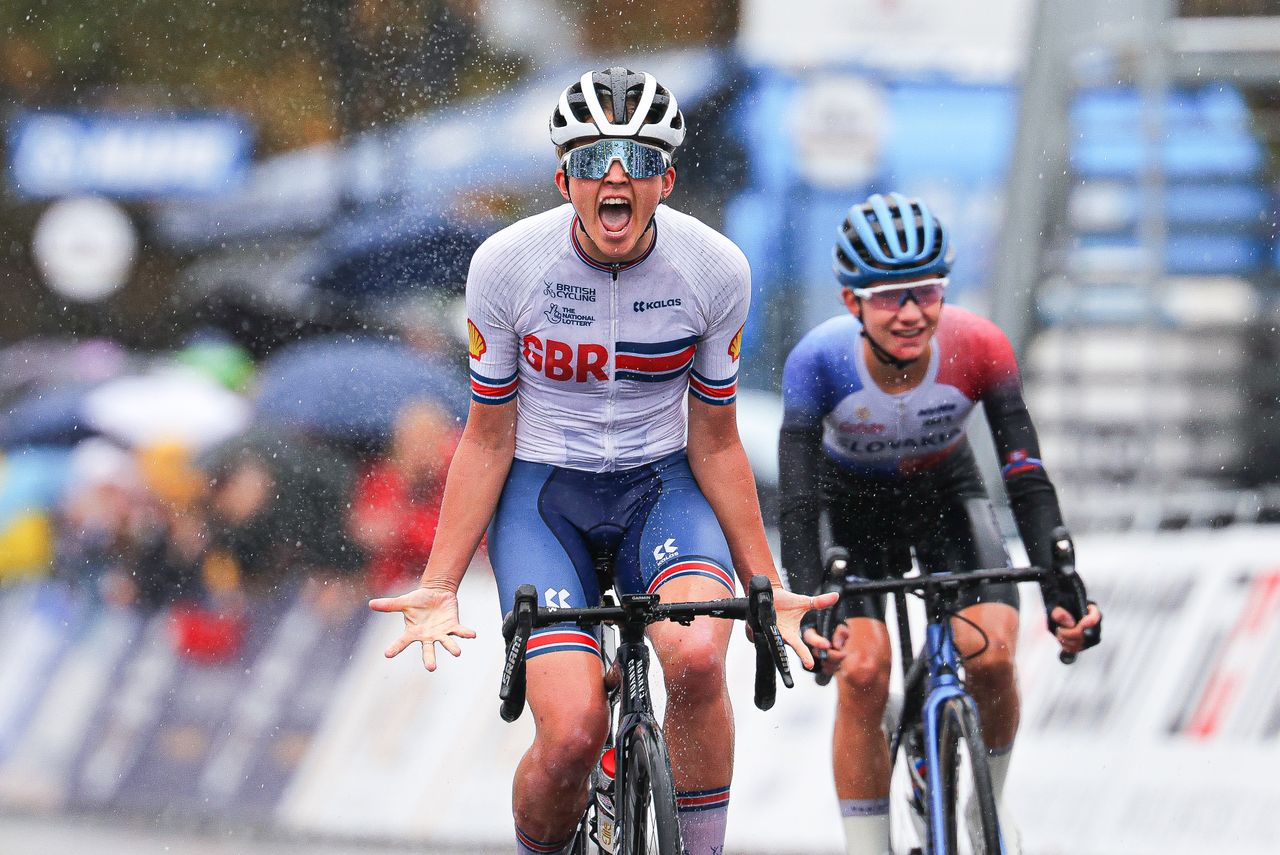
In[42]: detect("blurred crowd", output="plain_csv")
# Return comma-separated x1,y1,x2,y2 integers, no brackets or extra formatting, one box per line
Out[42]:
0,326,466,662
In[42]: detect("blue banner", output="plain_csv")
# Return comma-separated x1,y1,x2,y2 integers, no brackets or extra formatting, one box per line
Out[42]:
7,112,252,199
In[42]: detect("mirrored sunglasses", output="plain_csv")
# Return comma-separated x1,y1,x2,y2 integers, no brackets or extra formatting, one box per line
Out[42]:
852,277,949,311
561,139,671,180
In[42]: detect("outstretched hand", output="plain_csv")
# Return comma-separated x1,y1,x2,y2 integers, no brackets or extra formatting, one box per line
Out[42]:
771,587,840,671
368,586,477,671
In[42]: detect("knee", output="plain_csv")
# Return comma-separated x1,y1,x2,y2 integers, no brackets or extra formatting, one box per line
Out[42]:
835,652,891,709
534,709,609,782
964,630,1017,687
661,633,727,706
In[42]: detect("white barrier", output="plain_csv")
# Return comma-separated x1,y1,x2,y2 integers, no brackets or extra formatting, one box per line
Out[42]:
279,528,1275,853
1,526,1270,852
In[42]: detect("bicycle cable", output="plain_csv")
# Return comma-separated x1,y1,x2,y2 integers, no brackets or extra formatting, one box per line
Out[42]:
949,609,990,663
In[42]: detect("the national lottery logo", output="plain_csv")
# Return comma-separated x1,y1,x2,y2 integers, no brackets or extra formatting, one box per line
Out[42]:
544,304,595,326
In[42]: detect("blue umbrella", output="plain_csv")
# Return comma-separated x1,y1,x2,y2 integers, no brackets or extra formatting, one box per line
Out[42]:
253,336,467,444
304,206,495,300
0,383,99,449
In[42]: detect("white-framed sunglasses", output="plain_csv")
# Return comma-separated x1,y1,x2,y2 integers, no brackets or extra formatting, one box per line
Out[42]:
851,277,949,310
560,138,672,180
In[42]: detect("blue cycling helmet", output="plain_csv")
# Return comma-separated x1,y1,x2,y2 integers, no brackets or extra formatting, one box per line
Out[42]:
833,192,953,289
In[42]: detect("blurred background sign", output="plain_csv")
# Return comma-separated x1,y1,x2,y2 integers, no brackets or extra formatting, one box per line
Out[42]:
31,197,137,303
7,111,251,199
738,0,1034,79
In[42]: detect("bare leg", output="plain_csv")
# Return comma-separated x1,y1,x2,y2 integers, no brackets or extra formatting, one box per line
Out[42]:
648,576,735,854
831,617,893,799
513,651,609,846
952,603,1020,750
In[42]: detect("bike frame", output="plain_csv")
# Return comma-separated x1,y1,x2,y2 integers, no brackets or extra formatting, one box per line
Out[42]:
917,604,996,855
499,578,791,854
613,595,662,842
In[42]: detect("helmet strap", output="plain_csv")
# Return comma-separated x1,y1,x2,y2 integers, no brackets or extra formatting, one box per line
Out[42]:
861,328,918,371
855,298,918,371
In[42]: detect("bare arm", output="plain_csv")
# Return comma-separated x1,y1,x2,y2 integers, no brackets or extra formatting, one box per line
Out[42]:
687,397,836,669
417,399,517,593
686,397,778,587
369,399,515,669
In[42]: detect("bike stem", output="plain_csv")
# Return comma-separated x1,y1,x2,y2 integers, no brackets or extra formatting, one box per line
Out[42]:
616,593,658,720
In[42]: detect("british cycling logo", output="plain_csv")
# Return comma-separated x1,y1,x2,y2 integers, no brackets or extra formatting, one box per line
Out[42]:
544,280,596,303
633,298,682,312
544,304,594,326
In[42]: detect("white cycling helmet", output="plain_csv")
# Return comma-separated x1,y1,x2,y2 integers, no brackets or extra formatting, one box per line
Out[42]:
549,67,686,154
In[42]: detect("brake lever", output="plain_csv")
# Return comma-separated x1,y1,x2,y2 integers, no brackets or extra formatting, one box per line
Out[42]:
1048,528,1099,665
499,584,536,721
814,550,847,686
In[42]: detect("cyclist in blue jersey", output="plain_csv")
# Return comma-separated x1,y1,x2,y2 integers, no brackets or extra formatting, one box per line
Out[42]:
780,193,1102,854
370,68,836,855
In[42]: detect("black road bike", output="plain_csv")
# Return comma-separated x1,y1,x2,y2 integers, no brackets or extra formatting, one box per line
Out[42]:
500,575,793,855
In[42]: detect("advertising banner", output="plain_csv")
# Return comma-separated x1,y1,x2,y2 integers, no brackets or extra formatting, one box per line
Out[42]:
2,527,1275,852
8,112,251,199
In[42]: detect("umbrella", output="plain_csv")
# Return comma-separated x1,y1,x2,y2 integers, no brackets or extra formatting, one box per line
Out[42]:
83,366,252,452
0,382,99,449
0,338,129,401
303,206,494,300
253,336,466,445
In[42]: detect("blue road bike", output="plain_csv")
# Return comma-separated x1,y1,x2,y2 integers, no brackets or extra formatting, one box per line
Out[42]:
816,527,1097,854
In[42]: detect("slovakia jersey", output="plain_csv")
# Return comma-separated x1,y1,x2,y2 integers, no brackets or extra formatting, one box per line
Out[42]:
781,308,1021,475
466,203,749,472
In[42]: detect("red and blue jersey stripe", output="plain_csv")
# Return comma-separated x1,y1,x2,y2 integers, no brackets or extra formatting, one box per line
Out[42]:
615,335,697,383
688,368,737,406
471,368,519,405
676,785,730,813
1001,449,1045,478
526,627,601,660
647,558,735,596
516,825,571,854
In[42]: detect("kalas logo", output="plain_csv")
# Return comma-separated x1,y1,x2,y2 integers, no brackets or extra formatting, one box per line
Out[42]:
633,298,682,312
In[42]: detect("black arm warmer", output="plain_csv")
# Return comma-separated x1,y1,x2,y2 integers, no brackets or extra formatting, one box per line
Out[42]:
778,426,825,597
982,385,1065,572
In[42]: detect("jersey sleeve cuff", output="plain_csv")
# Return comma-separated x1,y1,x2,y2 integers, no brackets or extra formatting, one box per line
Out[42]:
688,369,737,405
470,368,519,404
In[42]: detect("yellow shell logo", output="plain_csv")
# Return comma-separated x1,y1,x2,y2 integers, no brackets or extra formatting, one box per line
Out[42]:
856,406,872,421
467,319,487,359
728,325,744,362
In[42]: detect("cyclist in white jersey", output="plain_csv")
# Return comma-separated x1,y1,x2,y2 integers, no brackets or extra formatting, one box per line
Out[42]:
370,67,834,855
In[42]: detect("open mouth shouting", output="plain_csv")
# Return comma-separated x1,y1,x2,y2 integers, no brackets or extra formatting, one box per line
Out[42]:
599,195,633,238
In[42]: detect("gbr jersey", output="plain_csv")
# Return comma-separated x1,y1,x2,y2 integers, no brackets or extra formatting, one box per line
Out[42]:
781,307,1022,476
466,203,749,472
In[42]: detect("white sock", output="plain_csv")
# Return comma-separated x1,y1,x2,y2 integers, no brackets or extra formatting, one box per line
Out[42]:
839,797,890,855
676,787,729,854
986,742,1013,801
